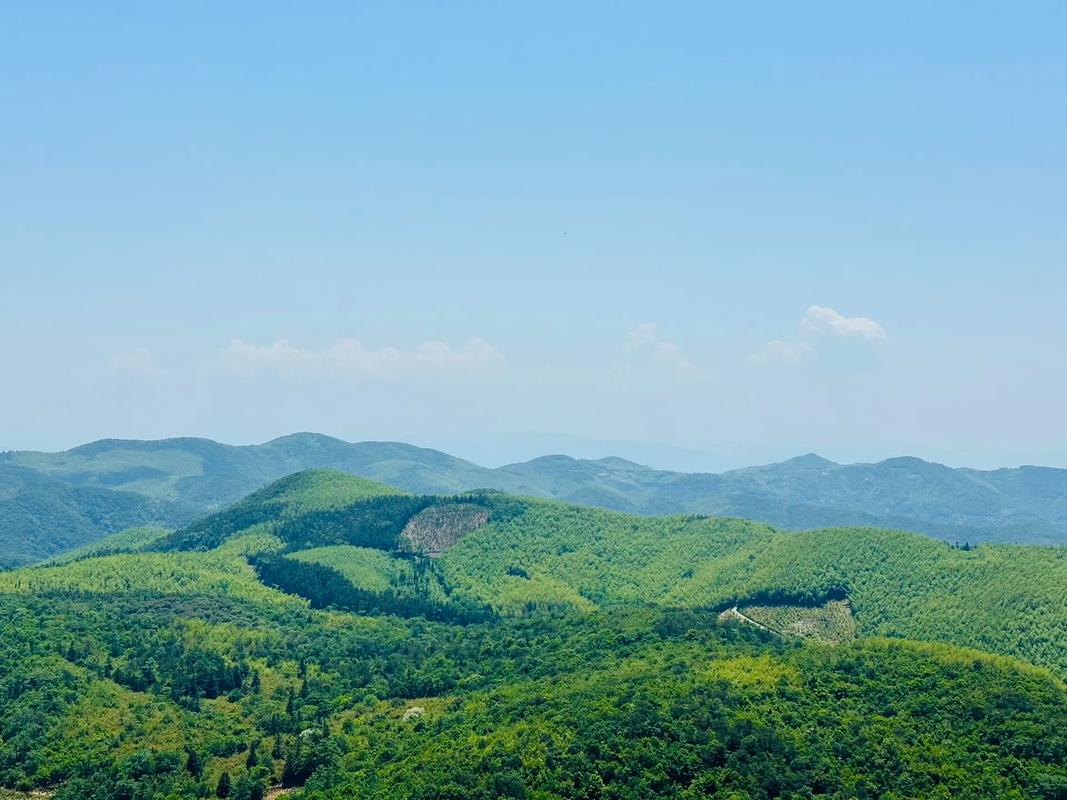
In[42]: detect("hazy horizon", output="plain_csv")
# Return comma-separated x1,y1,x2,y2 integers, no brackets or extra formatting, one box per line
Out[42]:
8,428,1067,475
4,3,1066,468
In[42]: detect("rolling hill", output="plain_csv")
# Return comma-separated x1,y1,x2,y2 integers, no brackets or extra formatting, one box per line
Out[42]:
5,434,1067,566
40,467,1059,674
0,469,1064,799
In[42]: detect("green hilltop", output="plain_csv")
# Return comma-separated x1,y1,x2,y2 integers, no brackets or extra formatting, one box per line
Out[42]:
154,469,404,552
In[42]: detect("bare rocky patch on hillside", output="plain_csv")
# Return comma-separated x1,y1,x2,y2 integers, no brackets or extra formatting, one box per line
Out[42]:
401,503,490,554
734,599,856,644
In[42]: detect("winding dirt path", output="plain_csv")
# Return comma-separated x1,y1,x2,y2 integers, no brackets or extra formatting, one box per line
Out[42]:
719,606,775,634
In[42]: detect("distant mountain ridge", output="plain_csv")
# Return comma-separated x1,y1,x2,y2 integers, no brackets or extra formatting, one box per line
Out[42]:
2,432,1067,565
0,464,195,568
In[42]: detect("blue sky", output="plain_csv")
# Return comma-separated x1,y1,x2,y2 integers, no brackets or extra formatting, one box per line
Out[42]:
2,2,1066,469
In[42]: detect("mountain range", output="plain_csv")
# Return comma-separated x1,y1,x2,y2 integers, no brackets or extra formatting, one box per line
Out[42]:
3,432,1067,566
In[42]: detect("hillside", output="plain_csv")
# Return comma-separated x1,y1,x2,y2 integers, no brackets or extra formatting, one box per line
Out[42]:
0,470,1065,798
436,500,1067,672
131,469,1067,674
0,465,195,567
4,435,1067,567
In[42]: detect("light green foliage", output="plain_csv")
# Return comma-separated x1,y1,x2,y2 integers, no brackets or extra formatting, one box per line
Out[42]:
289,546,411,593
440,500,776,611
285,546,452,606
46,525,171,564
0,551,302,607
440,505,1067,671
225,469,405,520
211,527,287,559
667,529,1067,672
245,469,407,520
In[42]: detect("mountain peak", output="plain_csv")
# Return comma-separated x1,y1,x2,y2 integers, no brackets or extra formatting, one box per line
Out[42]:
781,453,835,468
588,456,650,470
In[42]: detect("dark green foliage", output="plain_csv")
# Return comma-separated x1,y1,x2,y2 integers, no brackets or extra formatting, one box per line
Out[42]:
155,470,404,552
253,555,491,624
103,627,249,700
273,495,433,551
281,729,341,788
0,586,1063,799
711,585,851,612
52,750,199,800
154,470,503,556
185,747,202,779
299,636,1067,800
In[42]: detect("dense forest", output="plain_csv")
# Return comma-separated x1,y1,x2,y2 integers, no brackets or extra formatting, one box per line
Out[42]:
0,469,1064,799
434,500,1067,672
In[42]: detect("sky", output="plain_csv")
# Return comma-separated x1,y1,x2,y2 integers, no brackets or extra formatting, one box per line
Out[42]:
2,2,1066,470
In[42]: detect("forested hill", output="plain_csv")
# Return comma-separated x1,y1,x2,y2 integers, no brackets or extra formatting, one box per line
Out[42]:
0,464,196,568
52,467,1067,675
0,469,1065,799
4,434,1067,566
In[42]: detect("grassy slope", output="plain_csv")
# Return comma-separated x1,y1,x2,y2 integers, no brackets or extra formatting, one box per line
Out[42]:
288,546,408,593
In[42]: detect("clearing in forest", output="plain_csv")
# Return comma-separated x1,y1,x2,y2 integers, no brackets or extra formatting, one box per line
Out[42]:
725,599,856,644
400,503,490,554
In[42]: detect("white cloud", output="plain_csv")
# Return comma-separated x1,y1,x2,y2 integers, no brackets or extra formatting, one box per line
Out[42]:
800,305,887,341
750,305,885,366
220,337,504,379
625,322,660,352
109,348,165,378
625,323,694,373
749,339,816,366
